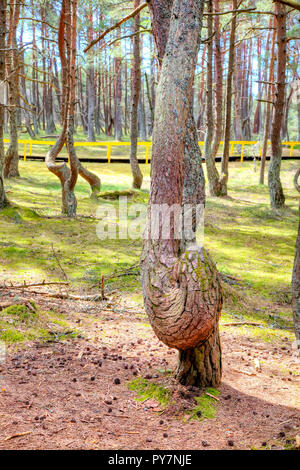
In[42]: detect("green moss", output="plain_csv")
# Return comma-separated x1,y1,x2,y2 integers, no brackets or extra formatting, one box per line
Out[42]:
0,327,25,343
127,377,171,407
187,388,220,421
2,303,38,322
0,302,77,345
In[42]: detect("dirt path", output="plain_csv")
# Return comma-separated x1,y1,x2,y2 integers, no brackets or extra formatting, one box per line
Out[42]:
0,290,299,450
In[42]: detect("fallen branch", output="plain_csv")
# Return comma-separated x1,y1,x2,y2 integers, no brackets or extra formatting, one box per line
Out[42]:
22,291,104,301
222,322,262,327
1,281,69,289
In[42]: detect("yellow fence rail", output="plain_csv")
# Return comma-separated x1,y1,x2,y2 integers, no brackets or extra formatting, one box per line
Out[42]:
3,139,300,164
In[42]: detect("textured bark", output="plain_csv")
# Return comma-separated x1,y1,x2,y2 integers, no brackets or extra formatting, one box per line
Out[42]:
19,21,35,139
46,0,77,217
260,19,276,185
138,91,147,141
292,168,300,354
0,0,7,208
130,0,143,189
219,0,237,197
211,0,223,161
4,0,20,178
204,0,221,197
268,2,286,209
176,326,221,387
87,9,96,142
142,0,222,387
114,56,123,141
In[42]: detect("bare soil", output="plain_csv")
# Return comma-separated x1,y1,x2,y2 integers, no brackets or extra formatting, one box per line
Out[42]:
0,288,299,450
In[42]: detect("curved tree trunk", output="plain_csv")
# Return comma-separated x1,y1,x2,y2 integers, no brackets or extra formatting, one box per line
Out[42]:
292,168,300,355
46,0,100,211
46,0,77,217
142,0,222,388
268,2,286,209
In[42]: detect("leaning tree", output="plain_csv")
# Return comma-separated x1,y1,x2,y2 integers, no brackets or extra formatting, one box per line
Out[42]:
141,0,222,388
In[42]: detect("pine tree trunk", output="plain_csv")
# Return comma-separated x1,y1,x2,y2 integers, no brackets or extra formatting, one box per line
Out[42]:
130,0,143,189
260,19,276,185
219,0,237,197
268,2,286,209
87,7,96,142
4,0,20,178
204,0,221,197
292,169,300,354
114,56,123,141
143,0,222,388
0,0,7,207
211,0,223,161
176,327,222,387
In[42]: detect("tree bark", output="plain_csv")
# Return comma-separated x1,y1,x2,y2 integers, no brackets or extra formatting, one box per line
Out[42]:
260,18,276,185
114,55,123,141
0,0,7,208
87,7,96,142
268,2,286,209
176,326,222,387
218,0,237,197
46,0,78,217
130,0,143,189
211,0,223,161
4,0,20,178
292,168,300,355
204,0,221,197
142,0,222,388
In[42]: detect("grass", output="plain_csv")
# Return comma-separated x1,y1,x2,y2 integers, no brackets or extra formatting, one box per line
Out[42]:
0,158,299,345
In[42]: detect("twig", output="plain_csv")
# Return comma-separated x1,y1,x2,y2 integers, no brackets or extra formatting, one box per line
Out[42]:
101,274,105,298
51,243,68,281
4,431,32,441
205,392,220,401
222,322,262,327
106,263,140,280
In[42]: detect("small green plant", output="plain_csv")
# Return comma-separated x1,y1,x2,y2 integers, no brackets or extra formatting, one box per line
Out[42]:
127,377,171,407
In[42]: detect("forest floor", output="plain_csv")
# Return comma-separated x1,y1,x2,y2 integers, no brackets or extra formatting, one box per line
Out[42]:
0,160,299,450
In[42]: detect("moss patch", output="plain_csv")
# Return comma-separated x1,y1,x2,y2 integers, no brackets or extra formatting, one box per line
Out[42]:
127,377,171,407
187,388,220,421
0,302,77,344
